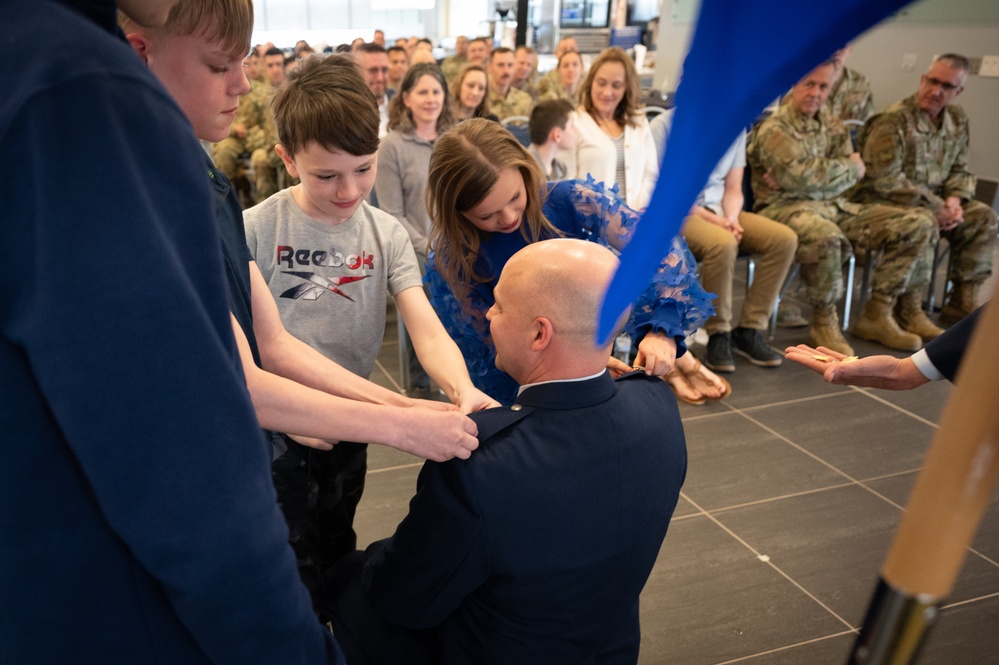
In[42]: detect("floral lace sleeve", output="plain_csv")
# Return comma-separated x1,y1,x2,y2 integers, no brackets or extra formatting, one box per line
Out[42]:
558,177,714,341
424,250,520,404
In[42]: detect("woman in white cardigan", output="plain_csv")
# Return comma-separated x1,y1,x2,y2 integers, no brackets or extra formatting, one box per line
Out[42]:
569,47,658,211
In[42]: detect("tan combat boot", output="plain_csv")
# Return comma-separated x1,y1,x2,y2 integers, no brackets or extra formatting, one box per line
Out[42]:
894,290,944,341
808,304,855,356
852,293,922,351
940,280,982,325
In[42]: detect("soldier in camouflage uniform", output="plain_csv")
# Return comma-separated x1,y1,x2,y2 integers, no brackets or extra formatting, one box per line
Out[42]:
211,53,269,196
749,61,939,354
487,47,534,122
780,46,873,124
853,54,997,324
513,46,541,101
537,36,579,100
440,36,467,83
246,47,287,203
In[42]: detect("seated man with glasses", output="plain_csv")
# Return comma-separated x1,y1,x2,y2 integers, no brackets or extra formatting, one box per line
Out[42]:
852,53,998,325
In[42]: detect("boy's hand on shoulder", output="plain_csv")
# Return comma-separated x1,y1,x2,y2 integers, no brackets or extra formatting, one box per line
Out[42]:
396,409,479,462
454,386,501,414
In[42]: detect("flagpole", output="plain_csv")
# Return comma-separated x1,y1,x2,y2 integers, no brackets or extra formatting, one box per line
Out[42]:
848,299,999,664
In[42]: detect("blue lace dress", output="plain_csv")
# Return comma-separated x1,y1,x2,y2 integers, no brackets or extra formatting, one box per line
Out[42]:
426,178,713,404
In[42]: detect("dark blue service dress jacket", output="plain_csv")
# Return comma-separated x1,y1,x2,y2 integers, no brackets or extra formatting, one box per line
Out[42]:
362,371,688,664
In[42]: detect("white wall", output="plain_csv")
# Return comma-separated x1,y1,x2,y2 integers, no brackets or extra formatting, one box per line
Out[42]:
654,1,999,180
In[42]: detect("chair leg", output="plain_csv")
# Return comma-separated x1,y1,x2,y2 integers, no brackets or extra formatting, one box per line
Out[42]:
768,263,800,340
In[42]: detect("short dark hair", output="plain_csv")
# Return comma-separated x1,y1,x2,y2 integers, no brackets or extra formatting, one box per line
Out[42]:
416,38,433,46
387,45,407,58
264,46,284,58
356,42,387,56
529,98,574,145
272,55,380,157
492,46,514,59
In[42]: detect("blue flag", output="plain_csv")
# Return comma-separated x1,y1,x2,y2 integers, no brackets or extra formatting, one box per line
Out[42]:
598,0,913,340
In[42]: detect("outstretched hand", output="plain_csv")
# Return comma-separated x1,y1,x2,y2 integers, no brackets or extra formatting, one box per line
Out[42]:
784,344,930,391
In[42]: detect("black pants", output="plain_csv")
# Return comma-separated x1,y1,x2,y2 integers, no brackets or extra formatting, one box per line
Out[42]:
271,435,368,611
321,549,437,665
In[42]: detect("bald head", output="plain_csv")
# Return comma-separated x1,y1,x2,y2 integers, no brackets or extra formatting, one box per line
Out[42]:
487,239,624,385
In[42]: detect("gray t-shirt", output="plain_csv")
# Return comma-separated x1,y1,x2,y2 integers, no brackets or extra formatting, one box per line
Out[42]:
244,189,422,378
650,109,746,211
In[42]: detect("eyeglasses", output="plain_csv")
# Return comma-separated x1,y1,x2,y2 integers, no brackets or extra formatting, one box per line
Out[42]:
924,77,961,91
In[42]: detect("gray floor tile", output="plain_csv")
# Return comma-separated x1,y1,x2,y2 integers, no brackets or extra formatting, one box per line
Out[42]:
866,470,999,581
354,465,420,549
859,376,953,425
918,594,999,665
639,516,848,665
681,413,846,511
714,484,999,628
727,632,855,665
746,391,935,479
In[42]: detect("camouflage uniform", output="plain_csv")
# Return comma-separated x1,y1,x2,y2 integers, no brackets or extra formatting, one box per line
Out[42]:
514,72,541,101
537,68,560,99
826,67,874,123
211,78,265,181
537,78,580,107
748,104,936,307
440,55,467,83
488,86,534,122
243,82,283,203
853,94,997,286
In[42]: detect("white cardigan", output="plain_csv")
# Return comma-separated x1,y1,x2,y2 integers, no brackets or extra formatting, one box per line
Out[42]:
566,110,659,210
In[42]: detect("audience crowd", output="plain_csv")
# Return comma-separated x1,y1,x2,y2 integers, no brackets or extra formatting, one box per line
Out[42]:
7,1,989,661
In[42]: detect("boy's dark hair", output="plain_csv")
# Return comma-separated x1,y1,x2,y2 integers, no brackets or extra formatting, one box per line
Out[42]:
272,55,380,157
264,46,284,58
529,98,574,145
356,42,387,55
387,45,407,58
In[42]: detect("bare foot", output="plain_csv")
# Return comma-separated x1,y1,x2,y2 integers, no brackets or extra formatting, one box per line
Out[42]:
677,354,730,400
664,367,705,405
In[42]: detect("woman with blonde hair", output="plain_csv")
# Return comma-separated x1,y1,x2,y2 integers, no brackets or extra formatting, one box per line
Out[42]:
424,118,725,404
572,46,658,211
538,49,584,106
449,63,497,122
377,62,454,394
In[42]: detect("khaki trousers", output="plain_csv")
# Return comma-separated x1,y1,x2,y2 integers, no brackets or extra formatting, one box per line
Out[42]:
682,211,797,334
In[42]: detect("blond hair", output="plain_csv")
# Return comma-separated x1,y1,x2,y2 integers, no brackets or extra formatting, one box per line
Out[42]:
118,0,253,58
449,64,492,120
426,119,560,298
580,47,644,128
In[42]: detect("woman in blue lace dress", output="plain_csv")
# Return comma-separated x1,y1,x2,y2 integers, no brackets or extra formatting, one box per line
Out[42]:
425,118,723,405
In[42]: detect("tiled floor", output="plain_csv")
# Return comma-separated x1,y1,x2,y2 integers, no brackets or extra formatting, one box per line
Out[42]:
355,262,998,664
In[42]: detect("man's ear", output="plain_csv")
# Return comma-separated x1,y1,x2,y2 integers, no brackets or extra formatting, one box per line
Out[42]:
275,145,299,179
548,127,561,145
531,317,554,352
125,32,151,63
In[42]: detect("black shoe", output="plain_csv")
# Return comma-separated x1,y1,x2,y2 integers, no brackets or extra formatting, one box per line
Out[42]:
705,332,735,373
732,327,783,367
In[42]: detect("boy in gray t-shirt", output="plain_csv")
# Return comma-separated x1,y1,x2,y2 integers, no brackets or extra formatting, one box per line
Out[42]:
243,56,497,603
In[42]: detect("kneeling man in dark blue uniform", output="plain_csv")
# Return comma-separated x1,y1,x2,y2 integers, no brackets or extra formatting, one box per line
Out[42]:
324,238,688,664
